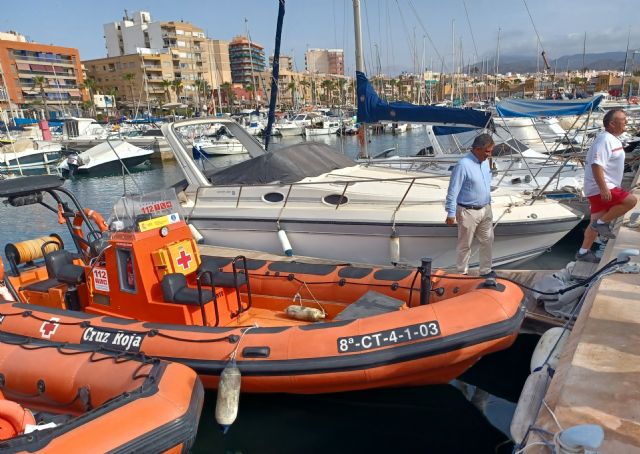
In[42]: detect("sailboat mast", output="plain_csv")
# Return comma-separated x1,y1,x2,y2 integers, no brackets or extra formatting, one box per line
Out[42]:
621,28,630,98
450,20,455,104
352,0,368,158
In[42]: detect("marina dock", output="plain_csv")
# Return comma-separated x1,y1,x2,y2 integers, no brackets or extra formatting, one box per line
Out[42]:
529,170,640,451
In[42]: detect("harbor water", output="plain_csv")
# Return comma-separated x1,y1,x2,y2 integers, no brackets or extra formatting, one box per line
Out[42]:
0,129,581,452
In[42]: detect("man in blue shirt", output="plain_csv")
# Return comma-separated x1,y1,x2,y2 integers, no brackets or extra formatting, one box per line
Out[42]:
445,133,495,277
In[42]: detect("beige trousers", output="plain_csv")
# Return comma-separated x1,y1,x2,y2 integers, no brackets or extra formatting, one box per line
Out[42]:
455,205,494,275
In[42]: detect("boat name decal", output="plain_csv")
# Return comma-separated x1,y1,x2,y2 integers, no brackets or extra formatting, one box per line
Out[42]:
337,321,441,354
40,317,60,339
140,200,174,214
81,326,146,352
92,267,110,292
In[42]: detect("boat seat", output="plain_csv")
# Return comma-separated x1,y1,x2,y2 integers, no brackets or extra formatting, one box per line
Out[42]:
161,273,215,326
334,291,406,321
161,273,214,305
44,250,85,285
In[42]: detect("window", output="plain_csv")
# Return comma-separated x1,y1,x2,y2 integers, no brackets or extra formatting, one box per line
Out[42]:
323,194,348,206
263,192,285,203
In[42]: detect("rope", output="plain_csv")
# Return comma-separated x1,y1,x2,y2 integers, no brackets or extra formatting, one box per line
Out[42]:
229,324,258,362
293,280,326,315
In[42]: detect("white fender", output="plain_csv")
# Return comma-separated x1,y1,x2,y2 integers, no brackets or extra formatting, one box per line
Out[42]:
510,365,552,445
389,232,400,263
277,229,293,257
215,361,241,434
530,327,570,373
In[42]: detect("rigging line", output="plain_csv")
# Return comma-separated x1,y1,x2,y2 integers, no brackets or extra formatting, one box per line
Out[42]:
393,0,417,70
406,0,444,68
332,0,338,50
362,0,375,75
522,0,545,53
462,0,479,60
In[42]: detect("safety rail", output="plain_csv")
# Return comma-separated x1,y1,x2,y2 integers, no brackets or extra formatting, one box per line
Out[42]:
196,269,218,327
230,255,252,317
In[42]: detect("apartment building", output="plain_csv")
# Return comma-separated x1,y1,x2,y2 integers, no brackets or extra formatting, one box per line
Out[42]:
95,11,229,110
228,35,266,86
0,31,86,118
305,48,344,76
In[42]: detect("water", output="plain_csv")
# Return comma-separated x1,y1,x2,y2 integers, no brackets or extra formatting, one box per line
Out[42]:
0,131,565,452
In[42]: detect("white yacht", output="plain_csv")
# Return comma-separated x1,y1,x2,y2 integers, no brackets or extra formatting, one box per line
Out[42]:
161,117,583,269
0,139,62,171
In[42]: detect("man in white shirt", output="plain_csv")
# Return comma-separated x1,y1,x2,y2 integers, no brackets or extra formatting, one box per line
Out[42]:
576,109,637,262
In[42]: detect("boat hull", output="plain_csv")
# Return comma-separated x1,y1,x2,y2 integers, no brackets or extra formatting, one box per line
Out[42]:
191,215,580,268
0,297,524,394
0,334,203,452
63,153,152,177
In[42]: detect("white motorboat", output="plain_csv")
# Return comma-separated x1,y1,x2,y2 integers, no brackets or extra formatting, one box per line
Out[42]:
273,120,304,137
57,140,153,177
161,117,583,269
304,118,340,137
0,139,62,171
192,137,247,156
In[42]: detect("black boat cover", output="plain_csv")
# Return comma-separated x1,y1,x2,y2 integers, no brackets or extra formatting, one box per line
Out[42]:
206,142,356,185
0,175,65,198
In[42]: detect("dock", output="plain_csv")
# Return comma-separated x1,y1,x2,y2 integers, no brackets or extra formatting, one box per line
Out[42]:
528,174,640,451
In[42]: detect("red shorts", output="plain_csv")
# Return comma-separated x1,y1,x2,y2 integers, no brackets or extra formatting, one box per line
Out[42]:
588,187,630,214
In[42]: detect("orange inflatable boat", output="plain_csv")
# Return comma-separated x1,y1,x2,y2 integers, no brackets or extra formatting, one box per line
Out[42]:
0,333,203,453
0,176,525,394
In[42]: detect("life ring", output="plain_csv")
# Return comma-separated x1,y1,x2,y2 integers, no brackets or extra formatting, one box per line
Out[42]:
630,96,638,105
72,209,109,251
0,391,36,439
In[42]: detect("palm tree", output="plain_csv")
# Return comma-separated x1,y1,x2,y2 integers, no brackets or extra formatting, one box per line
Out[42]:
299,79,310,106
321,79,333,105
81,77,97,117
194,79,210,113
122,73,136,113
220,82,234,113
287,81,296,109
32,75,49,119
161,79,173,104
389,79,397,100
171,78,184,105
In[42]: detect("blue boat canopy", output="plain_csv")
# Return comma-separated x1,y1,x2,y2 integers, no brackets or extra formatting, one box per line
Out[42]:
356,72,492,128
495,95,604,118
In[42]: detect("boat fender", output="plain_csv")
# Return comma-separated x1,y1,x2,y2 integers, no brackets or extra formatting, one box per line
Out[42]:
215,360,241,434
285,305,326,322
530,327,570,373
554,424,604,453
277,229,293,257
510,365,553,445
0,394,36,439
389,231,400,263
189,223,204,243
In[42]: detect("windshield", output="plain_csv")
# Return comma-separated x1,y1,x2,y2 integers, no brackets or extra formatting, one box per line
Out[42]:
107,188,183,231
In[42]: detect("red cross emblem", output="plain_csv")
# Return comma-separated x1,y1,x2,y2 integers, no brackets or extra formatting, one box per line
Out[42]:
176,249,193,270
39,317,60,339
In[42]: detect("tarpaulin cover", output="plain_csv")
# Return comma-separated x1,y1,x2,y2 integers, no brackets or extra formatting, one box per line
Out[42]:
356,71,492,128
495,95,604,118
207,142,356,185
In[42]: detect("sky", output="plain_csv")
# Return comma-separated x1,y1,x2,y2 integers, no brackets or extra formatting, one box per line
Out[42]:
2,0,639,75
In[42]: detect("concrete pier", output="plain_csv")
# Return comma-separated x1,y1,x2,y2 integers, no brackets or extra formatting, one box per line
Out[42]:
529,176,640,451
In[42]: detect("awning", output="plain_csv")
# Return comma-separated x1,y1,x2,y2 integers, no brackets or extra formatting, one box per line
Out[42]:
495,95,604,118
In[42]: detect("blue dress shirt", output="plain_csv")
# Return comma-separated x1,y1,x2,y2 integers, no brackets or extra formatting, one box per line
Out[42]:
445,152,492,217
